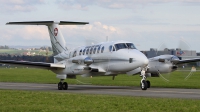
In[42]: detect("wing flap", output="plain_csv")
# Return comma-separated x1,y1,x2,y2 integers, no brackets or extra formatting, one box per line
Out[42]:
0,60,65,69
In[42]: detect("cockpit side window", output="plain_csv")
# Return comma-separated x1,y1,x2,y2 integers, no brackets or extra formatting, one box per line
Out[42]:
101,46,104,53
79,49,82,55
126,43,136,49
115,43,127,51
113,46,116,51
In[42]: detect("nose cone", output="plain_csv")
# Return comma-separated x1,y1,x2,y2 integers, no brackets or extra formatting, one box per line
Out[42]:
134,50,149,67
139,53,149,67
144,56,149,65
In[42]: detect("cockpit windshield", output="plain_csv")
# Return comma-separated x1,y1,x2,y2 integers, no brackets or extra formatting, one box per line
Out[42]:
126,43,136,49
115,43,127,50
114,43,136,51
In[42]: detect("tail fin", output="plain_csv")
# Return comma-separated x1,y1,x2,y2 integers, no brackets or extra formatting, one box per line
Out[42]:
6,21,89,55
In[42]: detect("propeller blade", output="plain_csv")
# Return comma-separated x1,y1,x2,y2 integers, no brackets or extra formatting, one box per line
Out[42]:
157,70,170,82
184,66,196,80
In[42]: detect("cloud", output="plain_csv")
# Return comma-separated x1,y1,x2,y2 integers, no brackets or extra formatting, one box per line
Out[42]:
1,26,49,41
59,22,121,46
57,0,200,10
0,0,45,13
0,22,120,46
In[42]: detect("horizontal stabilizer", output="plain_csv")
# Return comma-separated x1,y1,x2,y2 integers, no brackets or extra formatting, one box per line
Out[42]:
0,60,65,69
6,21,89,25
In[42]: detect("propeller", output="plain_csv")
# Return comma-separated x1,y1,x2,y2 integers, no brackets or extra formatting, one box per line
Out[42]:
152,38,191,82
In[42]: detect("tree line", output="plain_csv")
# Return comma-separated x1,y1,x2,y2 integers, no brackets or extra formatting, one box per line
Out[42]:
0,54,53,63
0,45,9,49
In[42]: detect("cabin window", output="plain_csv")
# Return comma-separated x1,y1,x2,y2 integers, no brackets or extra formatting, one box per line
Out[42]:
97,46,100,53
79,49,82,55
83,49,86,55
101,46,104,53
109,45,112,52
93,47,96,54
86,48,89,54
90,48,93,54
73,51,76,57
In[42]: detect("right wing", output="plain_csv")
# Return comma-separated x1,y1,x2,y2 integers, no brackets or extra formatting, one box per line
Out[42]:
0,60,65,69
172,58,200,65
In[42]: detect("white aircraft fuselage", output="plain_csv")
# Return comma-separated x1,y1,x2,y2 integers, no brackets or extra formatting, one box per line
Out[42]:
52,40,149,79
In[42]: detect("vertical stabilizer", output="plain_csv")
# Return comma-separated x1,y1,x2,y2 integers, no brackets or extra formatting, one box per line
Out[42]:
47,23,66,55
6,21,89,55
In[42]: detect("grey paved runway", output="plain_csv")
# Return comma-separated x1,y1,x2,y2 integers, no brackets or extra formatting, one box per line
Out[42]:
0,82,200,99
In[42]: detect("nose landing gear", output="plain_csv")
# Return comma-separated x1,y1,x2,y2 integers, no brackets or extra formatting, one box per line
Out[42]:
140,67,150,90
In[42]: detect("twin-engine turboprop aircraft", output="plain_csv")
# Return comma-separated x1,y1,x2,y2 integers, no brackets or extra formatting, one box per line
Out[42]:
0,21,150,90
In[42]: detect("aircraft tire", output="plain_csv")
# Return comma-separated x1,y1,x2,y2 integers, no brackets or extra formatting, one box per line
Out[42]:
58,82,63,90
146,80,150,88
140,80,147,90
63,82,68,90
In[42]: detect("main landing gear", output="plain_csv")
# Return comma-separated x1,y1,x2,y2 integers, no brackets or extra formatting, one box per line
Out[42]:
58,79,68,90
140,68,151,90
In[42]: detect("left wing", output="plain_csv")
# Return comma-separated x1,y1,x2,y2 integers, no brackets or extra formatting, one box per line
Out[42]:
0,60,65,69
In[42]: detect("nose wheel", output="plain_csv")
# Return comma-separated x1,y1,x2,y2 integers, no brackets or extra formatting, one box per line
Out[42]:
58,80,68,90
140,80,147,90
140,80,150,90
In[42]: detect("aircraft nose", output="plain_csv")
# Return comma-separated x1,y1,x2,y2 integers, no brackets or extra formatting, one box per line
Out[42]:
143,57,149,66
137,52,149,67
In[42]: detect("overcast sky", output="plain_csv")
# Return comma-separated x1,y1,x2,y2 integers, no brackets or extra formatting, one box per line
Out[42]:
0,0,200,51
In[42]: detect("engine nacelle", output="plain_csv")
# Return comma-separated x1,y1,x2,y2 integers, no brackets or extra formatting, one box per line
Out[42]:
146,73,159,77
71,56,93,65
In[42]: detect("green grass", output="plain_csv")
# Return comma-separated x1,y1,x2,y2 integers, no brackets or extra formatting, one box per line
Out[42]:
0,68,200,89
0,90,199,112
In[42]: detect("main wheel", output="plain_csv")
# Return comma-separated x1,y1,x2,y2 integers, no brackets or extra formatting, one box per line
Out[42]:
140,80,147,90
63,82,68,90
146,80,150,88
58,82,63,90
